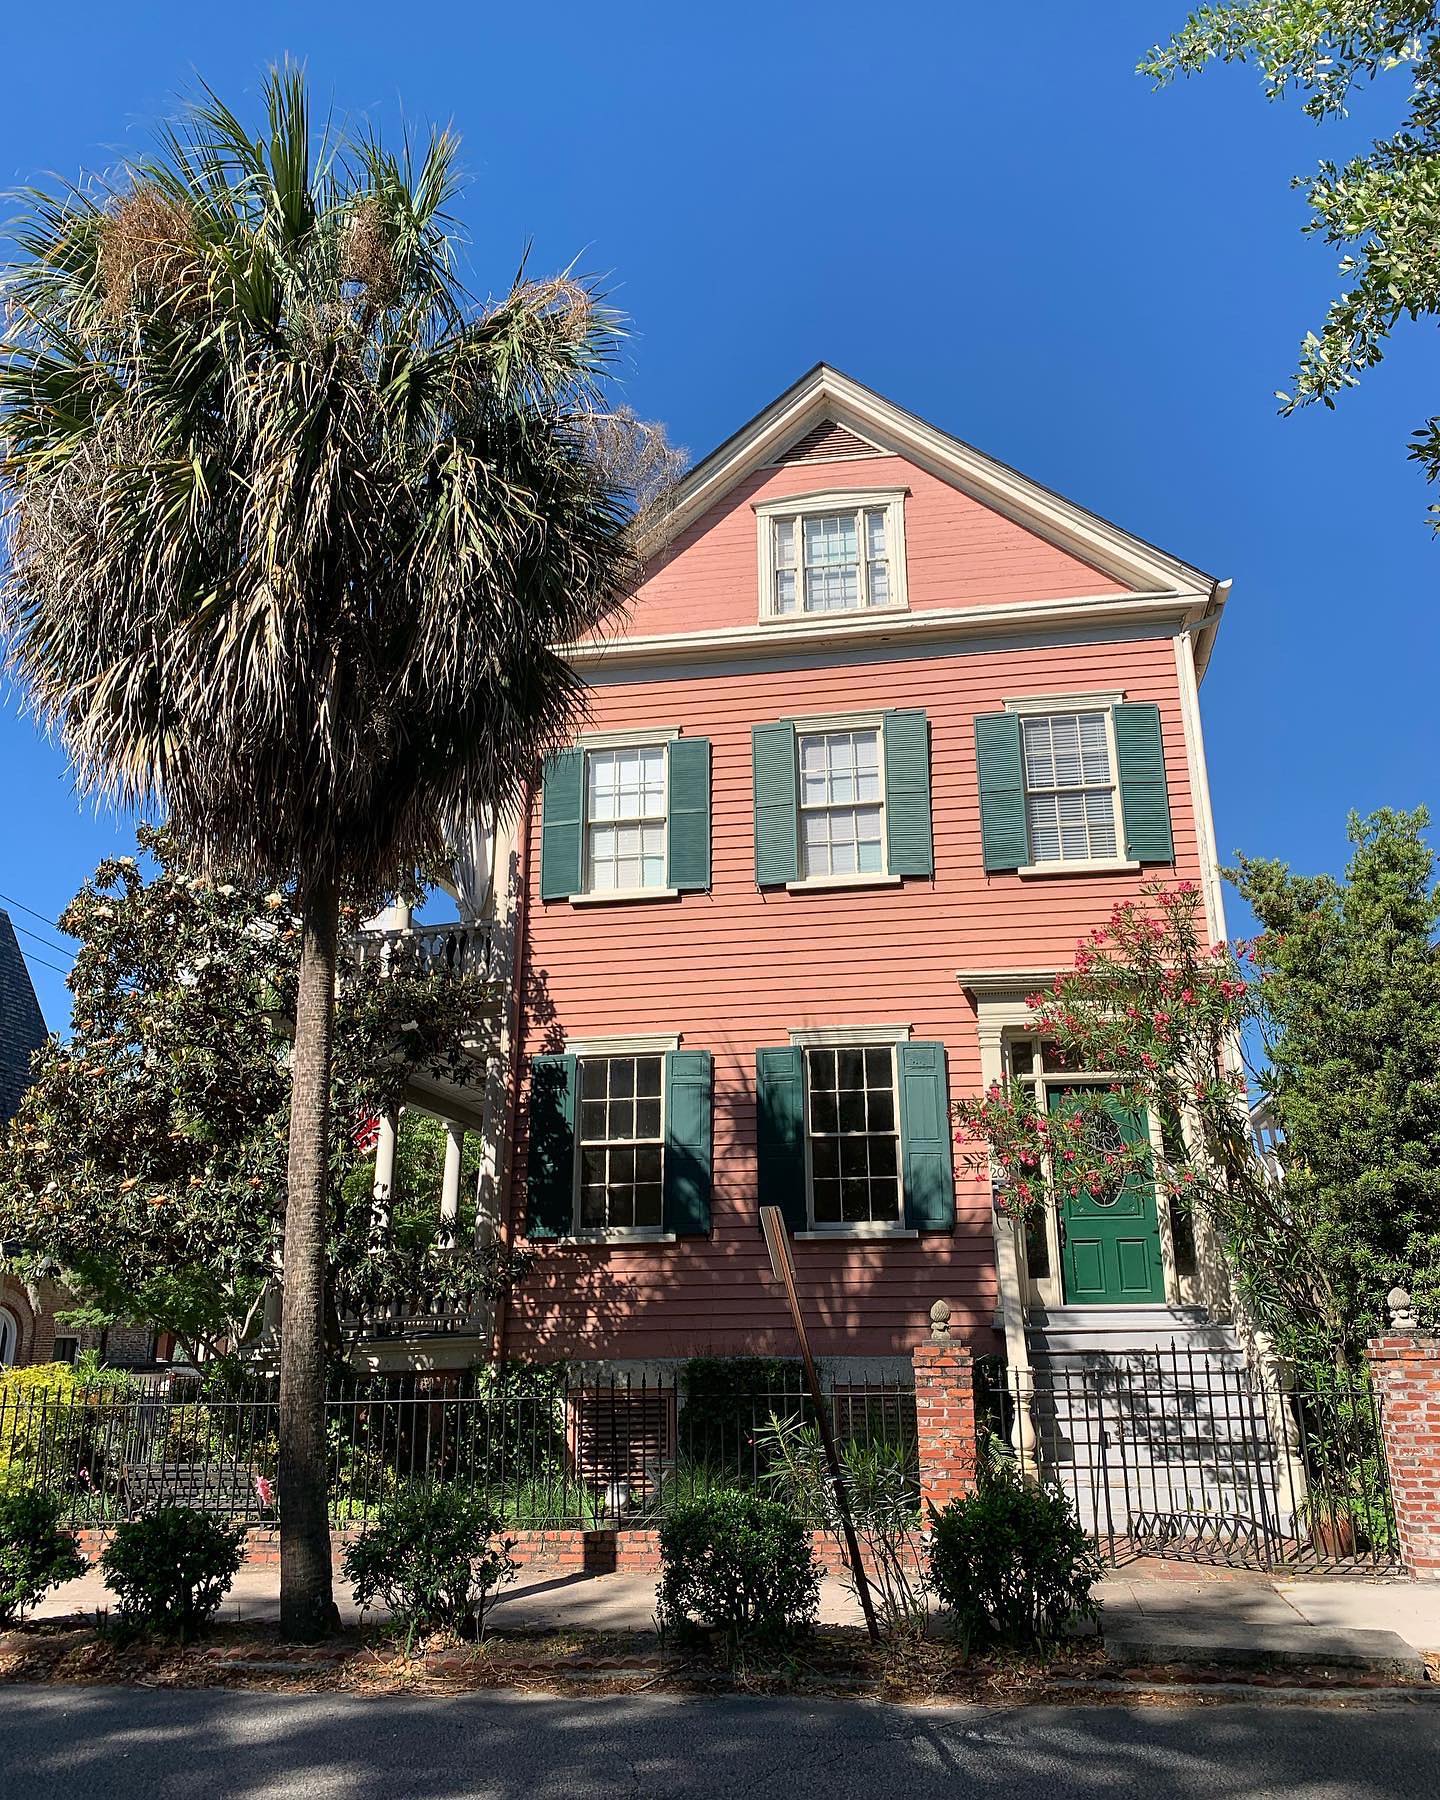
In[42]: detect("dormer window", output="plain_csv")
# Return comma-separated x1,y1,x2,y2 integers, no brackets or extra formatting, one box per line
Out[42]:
755,489,908,620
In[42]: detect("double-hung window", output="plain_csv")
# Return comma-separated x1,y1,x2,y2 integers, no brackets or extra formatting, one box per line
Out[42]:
585,745,667,894
1020,712,1118,865
577,1054,664,1231
805,1045,902,1227
798,727,885,878
757,490,907,619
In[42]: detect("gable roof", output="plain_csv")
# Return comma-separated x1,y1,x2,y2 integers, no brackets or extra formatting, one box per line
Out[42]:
642,364,1228,673
0,912,48,1123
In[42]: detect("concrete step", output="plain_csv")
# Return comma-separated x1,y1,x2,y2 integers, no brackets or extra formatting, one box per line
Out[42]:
1027,1303,1244,1362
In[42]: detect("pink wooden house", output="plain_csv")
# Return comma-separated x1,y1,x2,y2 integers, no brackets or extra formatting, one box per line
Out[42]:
358,366,1236,1394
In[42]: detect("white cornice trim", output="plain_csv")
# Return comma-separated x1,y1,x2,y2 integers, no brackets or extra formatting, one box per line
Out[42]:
566,589,1208,671
955,969,1057,1002
638,366,1216,599
576,726,679,749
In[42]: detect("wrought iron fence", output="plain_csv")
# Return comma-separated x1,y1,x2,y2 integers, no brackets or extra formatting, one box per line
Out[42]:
0,1367,917,1532
978,1349,1399,1573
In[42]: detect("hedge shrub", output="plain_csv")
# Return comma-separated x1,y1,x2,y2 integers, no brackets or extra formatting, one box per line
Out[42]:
342,1483,517,1639
657,1488,819,1647
927,1469,1102,1651
100,1506,245,1635
0,1490,87,1624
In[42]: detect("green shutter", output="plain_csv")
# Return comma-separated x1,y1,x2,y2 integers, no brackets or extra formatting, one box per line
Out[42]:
525,1053,575,1238
974,712,1028,872
1113,703,1175,864
666,738,711,892
663,1049,713,1236
756,1046,807,1232
897,1041,955,1232
539,749,584,900
883,709,934,877
752,722,799,886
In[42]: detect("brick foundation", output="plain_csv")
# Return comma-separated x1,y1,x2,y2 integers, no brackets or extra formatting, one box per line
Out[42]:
1367,1335,1440,1579
911,1339,978,1516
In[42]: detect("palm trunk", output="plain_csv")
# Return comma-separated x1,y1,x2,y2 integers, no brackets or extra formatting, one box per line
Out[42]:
278,880,340,1639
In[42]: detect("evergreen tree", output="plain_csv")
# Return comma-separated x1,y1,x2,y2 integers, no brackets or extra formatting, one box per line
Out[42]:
1235,807,1440,1349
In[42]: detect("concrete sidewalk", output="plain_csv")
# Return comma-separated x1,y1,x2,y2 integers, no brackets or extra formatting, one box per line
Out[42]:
26,1563,1440,1663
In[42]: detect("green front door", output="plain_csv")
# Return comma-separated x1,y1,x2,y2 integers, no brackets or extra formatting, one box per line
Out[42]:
1048,1087,1166,1305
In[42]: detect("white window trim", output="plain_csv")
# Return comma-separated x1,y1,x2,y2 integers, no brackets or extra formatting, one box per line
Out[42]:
754,487,910,622
786,713,891,890
569,1046,670,1242
577,734,676,902
1001,690,1125,716
566,1034,680,1057
789,1024,911,1047
1007,702,1125,873
799,1039,910,1237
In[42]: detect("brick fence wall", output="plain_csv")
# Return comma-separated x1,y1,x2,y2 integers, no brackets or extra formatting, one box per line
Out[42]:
1368,1333,1440,1579
912,1339,979,1515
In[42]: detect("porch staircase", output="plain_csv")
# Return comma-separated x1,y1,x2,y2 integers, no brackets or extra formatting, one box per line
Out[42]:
1021,1306,1294,1552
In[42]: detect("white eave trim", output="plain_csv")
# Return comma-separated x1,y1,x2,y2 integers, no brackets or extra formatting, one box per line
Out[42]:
565,1033,681,1057
955,969,1057,1003
567,588,1211,670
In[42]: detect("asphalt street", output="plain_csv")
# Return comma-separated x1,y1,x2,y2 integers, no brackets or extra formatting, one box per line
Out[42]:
2,1686,1437,1798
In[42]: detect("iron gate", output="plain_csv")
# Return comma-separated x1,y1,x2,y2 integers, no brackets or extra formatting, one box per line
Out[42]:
979,1350,1400,1572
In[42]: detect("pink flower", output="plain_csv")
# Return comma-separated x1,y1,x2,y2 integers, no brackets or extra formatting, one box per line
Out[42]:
255,1474,276,1509
1179,988,1195,1005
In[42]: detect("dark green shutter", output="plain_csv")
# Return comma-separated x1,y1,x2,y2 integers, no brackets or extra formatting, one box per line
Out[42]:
667,738,711,891
897,1041,955,1232
1113,703,1174,864
883,709,933,877
525,1053,576,1238
752,722,799,886
756,1046,807,1232
539,749,584,900
974,712,1029,872
663,1049,713,1236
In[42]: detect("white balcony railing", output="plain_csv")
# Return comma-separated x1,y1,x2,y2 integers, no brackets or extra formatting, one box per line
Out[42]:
349,920,508,985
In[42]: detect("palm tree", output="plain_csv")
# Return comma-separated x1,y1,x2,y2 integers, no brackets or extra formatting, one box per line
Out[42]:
0,68,647,1637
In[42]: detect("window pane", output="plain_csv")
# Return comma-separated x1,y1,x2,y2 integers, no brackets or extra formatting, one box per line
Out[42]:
581,1061,607,1099
610,1145,635,1184
635,1144,662,1185
813,1180,842,1222
580,1185,607,1228
608,1100,635,1139
611,1060,635,1098
635,1098,661,1139
634,1186,663,1229
806,1042,901,1227
636,1057,662,1097
1008,1039,1035,1078
581,1101,606,1140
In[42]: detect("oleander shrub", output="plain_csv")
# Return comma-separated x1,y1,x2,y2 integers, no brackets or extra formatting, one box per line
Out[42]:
100,1506,245,1635
927,1469,1102,1652
342,1483,518,1639
657,1488,819,1648
0,1491,88,1624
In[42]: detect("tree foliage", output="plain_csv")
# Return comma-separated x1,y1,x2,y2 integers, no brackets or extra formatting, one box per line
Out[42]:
1234,806,1440,1347
0,826,526,1360
1143,4,1440,518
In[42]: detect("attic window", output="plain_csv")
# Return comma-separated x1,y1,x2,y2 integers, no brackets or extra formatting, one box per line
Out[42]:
775,420,883,465
754,488,909,620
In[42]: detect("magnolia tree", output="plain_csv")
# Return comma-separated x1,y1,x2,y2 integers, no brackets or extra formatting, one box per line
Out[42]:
0,827,526,1363
953,881,1348,1365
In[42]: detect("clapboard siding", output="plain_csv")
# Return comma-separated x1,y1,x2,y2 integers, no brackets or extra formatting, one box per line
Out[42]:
502,631,1200,1362
612,454,1124,639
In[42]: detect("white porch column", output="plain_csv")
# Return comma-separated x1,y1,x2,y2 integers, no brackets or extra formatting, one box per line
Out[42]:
369,1110,399,1250
439,1122,465,1250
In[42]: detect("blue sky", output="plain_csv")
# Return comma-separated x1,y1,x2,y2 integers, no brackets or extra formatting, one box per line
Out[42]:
2,2,1437,1030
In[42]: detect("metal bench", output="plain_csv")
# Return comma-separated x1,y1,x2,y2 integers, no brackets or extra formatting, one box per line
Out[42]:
122,1460,265,1518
